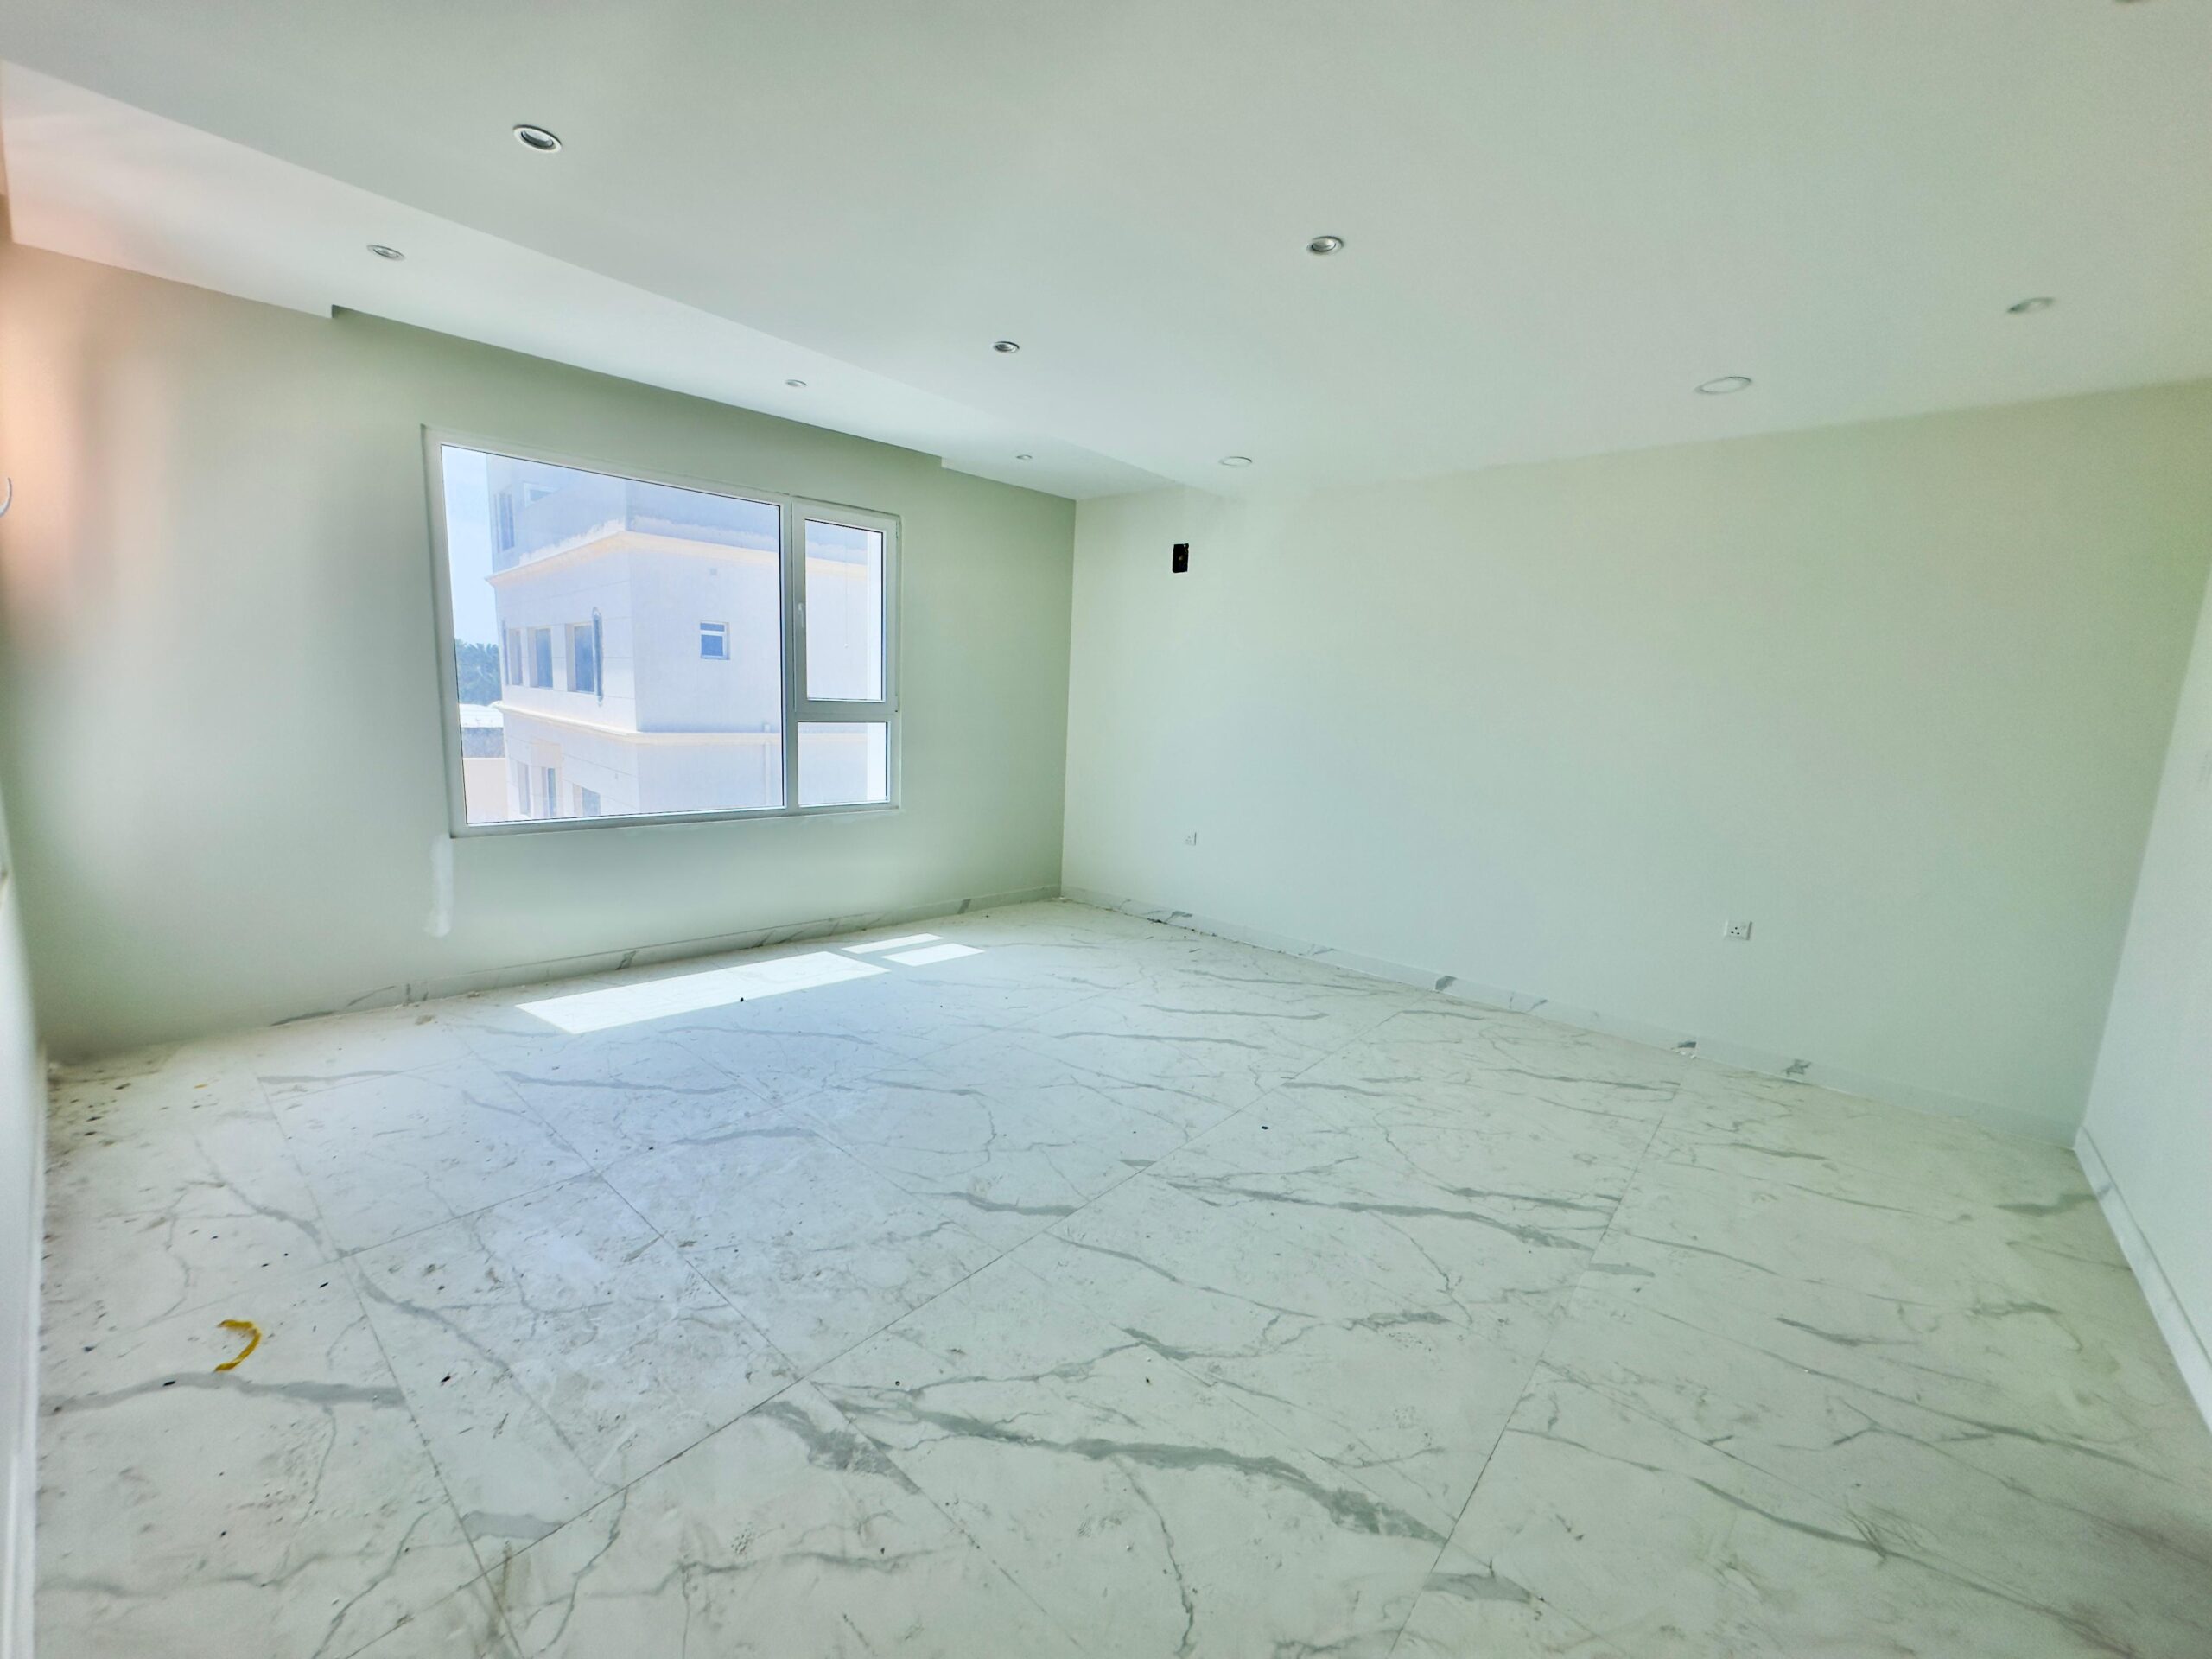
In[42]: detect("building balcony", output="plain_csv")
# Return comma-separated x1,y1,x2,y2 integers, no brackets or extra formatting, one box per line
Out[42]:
499,470,779,569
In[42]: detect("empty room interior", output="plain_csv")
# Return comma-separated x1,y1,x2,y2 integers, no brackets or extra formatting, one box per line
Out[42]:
3,3,2212,1655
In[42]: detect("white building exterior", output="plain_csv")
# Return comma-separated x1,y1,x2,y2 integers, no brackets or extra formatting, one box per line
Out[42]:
481,458,787,822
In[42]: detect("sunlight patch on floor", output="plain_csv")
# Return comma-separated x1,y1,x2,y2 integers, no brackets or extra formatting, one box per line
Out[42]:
519,950,887,1033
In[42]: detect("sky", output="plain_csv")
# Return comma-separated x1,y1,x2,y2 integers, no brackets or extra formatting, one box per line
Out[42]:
441,446,499,645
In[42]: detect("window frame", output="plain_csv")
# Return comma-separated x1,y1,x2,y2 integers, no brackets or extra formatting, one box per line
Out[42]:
423,428,901,837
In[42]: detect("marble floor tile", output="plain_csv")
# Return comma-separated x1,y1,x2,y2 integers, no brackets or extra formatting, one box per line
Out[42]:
349,1578,519,1659
1033,1115,1595,1532
47,1042,265,1138
39,1272,480,1659
468,1033,777,1168
348,1176,796,1564
1533,1276,2212,1656
43,1101,334,1341
815,1255,1444,1657
1391,1541,1629,1658
1656,1058,2097,1221
794,1036,1213,1246
494,1382,1081,1658
605,1128,999,1372
1118,1111,1614,1351
243,1005,482,1102
1300,1001,1688,1126
658,995,949,1104
275,1060,593,1253
36,902,2212,1657
1599,1150,2145,1346
1440,1362,2184,1658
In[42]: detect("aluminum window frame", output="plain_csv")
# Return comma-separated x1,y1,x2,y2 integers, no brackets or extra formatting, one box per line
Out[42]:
787,500,899,810
423,428,902,837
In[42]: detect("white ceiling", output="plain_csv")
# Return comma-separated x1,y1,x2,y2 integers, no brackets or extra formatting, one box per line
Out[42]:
3,0,2208,501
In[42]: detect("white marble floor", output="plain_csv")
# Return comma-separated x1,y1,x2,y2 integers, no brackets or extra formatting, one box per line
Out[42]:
36,901,2212,1657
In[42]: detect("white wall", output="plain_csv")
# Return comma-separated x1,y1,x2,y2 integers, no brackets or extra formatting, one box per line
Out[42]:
2080,556,2212,1423
0,790,41,1659
0,242,1076,1057
1065,384,2212,1140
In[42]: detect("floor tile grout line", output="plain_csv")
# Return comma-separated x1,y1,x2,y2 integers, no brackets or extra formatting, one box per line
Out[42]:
527,1116,1101,1654
43,905,1790,1657
1370,1068,1695,1656
457,968,1419,1647
313,1254,525,1659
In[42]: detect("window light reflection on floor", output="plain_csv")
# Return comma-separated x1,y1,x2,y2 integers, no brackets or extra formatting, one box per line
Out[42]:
519,950,887,1035
842,933,942,954
517,937,991,1034
883,942,982,966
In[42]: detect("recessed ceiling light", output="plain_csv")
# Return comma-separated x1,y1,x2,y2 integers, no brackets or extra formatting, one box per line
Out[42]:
993,340,1021,354
1218,454,1254,467
1307,234,1345,256
785,378,808,388
367,244,405,261
1695,375,1753,396
513,124,562,153
2006,296,2056,315
1014,453,1034,461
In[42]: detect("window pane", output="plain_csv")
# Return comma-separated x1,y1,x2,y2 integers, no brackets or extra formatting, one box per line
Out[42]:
804,520,884,702
439,444,785,824
569,623,600,696
798,721,888,806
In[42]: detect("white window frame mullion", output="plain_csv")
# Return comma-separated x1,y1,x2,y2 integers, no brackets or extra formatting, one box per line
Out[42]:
785,499,899,809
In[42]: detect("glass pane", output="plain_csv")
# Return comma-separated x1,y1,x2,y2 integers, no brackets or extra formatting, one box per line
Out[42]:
439,444,785,824
798,722,888,807
804,519,884,702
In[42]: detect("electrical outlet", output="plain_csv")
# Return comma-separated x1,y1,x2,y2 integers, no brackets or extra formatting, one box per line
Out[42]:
1724,919,1753,942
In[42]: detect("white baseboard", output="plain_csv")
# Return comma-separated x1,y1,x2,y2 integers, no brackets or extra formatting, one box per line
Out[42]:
277,883,1064,1027
2076,1128,2212,1433
1,1058,41,1659
1062,885,2075,1145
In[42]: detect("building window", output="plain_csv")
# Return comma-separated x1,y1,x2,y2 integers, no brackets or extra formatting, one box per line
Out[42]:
569,623,600,696
431,439,897,831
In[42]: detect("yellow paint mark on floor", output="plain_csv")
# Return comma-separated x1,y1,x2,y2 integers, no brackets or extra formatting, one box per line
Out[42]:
213,1319,262,1372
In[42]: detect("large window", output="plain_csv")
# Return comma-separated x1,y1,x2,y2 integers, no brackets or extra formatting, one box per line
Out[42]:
428,436,897,831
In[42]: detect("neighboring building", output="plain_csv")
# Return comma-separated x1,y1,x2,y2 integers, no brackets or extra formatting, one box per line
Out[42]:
474,457,789,823
456,702,506,815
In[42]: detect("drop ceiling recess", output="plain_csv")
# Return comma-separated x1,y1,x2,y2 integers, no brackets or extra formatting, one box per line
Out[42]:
1,0,2205,498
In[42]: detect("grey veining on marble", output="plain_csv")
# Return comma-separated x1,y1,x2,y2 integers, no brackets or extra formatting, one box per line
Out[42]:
43,1089,333,1341
495,1382,1081,1657
36,900,2212,1657
275,1060,592,1253
40,1271,481,1659
604,1124,1001,1373
347,1175,796,1561
815,1255,1442,1656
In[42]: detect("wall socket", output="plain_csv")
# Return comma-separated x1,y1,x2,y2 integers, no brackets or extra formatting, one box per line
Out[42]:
1724,919,1754,941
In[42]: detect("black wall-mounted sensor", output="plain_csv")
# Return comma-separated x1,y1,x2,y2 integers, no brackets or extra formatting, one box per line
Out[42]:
1171,543,1190,574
